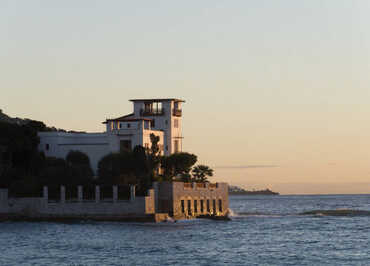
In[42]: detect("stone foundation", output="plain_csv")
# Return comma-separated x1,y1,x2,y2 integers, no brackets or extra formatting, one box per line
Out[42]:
0,182,229,222
154,182,229,219
0,186,155,222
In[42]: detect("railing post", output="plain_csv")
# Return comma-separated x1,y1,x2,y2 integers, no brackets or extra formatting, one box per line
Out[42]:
95,186,100,203
130,185,135,202
78,186,83,202
60,186,65,203
113,186,118,203
43,186,48,201
192,182,196,190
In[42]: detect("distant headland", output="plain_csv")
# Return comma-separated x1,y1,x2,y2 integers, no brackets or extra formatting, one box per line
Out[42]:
229,185,279,195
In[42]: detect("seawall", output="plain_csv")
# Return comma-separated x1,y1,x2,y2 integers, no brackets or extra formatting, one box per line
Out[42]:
0,182,229,222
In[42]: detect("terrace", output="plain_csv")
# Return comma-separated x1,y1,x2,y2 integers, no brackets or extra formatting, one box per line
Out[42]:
140,102,164,116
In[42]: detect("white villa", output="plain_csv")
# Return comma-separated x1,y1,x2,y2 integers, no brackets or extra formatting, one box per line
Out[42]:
38,98,185,173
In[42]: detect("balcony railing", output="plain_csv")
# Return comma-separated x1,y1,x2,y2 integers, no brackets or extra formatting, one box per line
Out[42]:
140,108,164,116
172,108,182,117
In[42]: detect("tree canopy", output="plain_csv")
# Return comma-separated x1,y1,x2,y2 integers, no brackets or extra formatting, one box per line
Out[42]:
0,121,43,188
96,146,152,195
0,120,95,194
66,150,91,166
191,164,213,183
161,152,197,182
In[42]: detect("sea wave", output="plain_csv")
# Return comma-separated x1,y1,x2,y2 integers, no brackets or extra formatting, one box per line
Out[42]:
227,209,282,218
300,209,370,217
227,208,370,218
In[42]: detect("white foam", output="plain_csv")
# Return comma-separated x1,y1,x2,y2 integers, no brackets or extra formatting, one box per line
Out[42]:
227,208,237,218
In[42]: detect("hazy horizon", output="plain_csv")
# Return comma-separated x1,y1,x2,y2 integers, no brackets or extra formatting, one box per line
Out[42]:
2,1,370,194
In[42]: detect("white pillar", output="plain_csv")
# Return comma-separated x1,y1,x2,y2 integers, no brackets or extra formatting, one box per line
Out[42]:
192,182,196,190
43,186,48,201
130,185,135,202
78,186,83,202
113,186,118,203
95,186,100,203
60,186,65,203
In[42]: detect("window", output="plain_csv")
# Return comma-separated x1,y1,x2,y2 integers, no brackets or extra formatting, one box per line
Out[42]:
151,119,155,128
154,102,162,114
174,119,179,128
206,199,210,213
219,199,222,212
144,103,152,113
181,200,185,213
46,144,49,151
200,200,204,213
165,145,168,151
165,120,168,125
187,200,192,215
144,143,149,150
118,123,122,129
127,123,130,128
194,200,198,213
213,199,217,214
174,140,179,153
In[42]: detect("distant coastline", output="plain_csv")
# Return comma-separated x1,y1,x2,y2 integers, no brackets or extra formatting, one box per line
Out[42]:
229,185,279,195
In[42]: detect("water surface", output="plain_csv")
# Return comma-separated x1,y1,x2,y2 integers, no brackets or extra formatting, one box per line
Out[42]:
1,194,369,265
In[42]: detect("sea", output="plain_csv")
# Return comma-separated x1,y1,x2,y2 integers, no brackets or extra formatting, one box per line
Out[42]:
1,194,369,266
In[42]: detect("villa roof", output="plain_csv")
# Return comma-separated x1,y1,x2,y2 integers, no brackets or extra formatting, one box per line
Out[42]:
113,113,134,120
117,117,153,122
129,98,185,103
102,113,153,124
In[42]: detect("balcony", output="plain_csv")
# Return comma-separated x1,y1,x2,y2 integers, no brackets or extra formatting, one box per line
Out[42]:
140,108,164,116
172,108,182,117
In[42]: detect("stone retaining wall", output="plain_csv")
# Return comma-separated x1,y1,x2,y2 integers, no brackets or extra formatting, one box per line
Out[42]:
0,187,155,219
1,182,229,222
154,182,229,219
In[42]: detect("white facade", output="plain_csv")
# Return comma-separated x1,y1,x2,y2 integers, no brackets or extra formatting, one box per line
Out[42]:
38,132,110,173
38,98,184,173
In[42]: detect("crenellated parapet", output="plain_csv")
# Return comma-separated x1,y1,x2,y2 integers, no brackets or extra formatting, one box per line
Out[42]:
153,181,229,219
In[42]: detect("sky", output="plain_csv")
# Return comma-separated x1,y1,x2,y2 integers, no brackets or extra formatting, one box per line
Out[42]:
2,0,370,194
